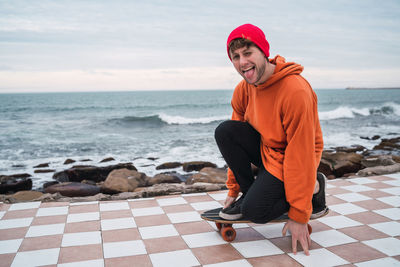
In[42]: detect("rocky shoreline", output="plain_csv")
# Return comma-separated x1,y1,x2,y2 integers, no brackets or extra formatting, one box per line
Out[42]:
1,136,399,203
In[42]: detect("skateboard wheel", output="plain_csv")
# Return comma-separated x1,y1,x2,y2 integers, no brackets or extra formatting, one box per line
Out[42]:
221,226,236,242
216,223,222,231
307,224,312,234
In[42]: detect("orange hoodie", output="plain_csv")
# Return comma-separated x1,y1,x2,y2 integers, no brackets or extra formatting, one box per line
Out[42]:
226,55,324,224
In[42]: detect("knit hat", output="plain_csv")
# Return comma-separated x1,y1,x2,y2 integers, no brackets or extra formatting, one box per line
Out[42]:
227,24,270,60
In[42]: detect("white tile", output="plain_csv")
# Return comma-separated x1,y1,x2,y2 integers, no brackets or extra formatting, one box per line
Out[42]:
329,203,367,215
208,192,227,201
349,177,376,184
326,184,336,189
373,208,400,220
311,230,356,247
139,224,178,239
182,232,227,248
0,217,33,230
61,231,102,247
231,240,283,258
318,215,362,229
149,249,200,267
0,239,23,254
127,197,155,202
67,212,99,223
335,192,371,202
382,180,400,187
69,201,99,206
58,259,104,267
26,223,65,237
289,248,349,267
363,237,400,256
253,222,286,238
0,211,5,219
103,240,146,258
99,202,129,211
190,201,222,211
203,259,252,267
11,248,60,267
131,206,164,217
377,196,400,207
355,257,400,267
380,187,400,195
8,202,41,211
385,172,400,179
101,217,136,231
167,211,201,223
181,192,207,197
342,185,374,192
36,206,68,217
369,221,400,236
156,197,187,206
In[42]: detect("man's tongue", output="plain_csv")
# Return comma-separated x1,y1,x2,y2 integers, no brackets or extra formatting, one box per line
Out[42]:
244,67,255,80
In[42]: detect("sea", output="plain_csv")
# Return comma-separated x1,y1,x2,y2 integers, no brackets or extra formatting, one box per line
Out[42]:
1,89,400,189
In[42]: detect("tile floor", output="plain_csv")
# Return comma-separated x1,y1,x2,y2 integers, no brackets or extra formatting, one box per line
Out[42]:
1,173,400,267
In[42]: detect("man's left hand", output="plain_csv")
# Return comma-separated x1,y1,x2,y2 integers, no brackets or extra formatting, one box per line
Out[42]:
282,219,311,255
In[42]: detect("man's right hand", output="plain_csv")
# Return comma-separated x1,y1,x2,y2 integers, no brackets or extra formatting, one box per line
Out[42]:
224,196,236,208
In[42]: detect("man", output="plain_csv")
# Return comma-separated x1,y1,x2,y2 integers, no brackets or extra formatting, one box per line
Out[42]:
215,24,327,255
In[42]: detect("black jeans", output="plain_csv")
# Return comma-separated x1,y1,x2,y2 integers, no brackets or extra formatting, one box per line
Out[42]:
215,120,290,223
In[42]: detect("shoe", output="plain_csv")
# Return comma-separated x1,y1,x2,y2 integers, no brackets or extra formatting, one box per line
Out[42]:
311,172,329,219
219,195,245,220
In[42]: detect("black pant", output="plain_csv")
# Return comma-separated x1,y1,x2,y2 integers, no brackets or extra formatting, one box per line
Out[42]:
215,120,290,223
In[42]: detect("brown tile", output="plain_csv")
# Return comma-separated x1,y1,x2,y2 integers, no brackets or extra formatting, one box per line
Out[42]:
64,221,101,233
102,228,141,243
31,215,67,225
40,202,69,207
19,235,62,251
0,253,15,267
359,190,392,199
105,255,152,267
183,195,213,203
174,221,214,235
58,244,103,264
192,244,242,265
338,225,389,241
393,255,400,261
325,210,341,218
326,195,347,205
69,204,99,214
0,227,28,241
347,212,390,224
327,188,352,195
328,242,386,263
232,227,264,242
134,214,171,227
365,182,392,189
100,209,133,219
369,175,394,181
248,254,303,267
128,199,158,209
309,220,333,233
143,236,188,254
353,199,393,211
162,204,194,213
2,209,37,219
0,203,10,211
270,236,322,254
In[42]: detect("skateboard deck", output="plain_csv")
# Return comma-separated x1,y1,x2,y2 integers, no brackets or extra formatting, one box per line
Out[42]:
201,207,329,242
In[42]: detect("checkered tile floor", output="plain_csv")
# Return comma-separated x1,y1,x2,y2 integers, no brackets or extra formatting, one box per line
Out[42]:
1,173,400,267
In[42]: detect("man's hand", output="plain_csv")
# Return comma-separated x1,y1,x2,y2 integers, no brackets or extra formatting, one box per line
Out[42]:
282,219,311,256
224,196,236,208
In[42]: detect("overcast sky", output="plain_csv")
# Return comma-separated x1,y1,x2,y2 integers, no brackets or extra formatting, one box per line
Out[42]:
0,0,399,92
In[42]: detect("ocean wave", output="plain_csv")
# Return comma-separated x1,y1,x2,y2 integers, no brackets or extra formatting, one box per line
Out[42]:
158,113,228,125
319,102,400,120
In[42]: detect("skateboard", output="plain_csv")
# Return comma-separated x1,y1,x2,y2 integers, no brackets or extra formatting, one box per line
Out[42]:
201,207,329,242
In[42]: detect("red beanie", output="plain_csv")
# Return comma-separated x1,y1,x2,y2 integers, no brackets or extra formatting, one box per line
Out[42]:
227,24,270,60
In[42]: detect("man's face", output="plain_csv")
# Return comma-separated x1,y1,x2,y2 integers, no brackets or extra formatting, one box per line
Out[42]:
230,45,268,86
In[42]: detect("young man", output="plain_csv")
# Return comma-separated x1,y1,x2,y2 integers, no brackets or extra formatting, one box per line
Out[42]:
215,24,327,255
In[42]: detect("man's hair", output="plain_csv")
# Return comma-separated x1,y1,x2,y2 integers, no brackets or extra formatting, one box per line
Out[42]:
228,38,268,60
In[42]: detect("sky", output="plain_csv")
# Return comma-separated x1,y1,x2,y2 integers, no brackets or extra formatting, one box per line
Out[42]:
0,0,399,92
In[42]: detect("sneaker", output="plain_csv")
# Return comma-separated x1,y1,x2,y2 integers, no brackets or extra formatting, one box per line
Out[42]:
219,195,245,220
311,172,329,219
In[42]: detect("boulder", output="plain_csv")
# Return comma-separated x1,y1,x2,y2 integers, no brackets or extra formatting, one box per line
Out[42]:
101,168,148,193
147,172,182,186
317,158,333,176
64,159,76,165
372,137,400,156
361,155,396,168
44,182,101,197
321,151,363,178
100,157,115,163
53,163,137,183
182,161,217,172
156,162,182,170
186,167,226,185
357,163,400,176
0,175,32,194
9,190,44,201
43,181,59,189
34,163,50,168
335,145,366,153
34,169,56,173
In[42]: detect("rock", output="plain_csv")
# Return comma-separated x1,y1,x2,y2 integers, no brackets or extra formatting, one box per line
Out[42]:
111,192,143,200
148,173,182,186
186,167,227,185
80,159,92,162
373,137,400,156
360,135,380,140
34,169,56,173
147,157,159,161
182,161,217,172
321,151,363,178
187,182,224,193
10,190,44,201
357,163,400,176
43,181,59,189
81,179,97,185
317,158,333,176
156,162,182,170
12,164,26,168
0,177,32,194
53,163,137,183
393,155,400,163
34,163,50,168
327,175,336,180
361,155,396,168
1,173,31,179
100,157,115,163
101,169,148,193
35,192,63,202
335,145,365,153
64,159,76,165
44,182,101,197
